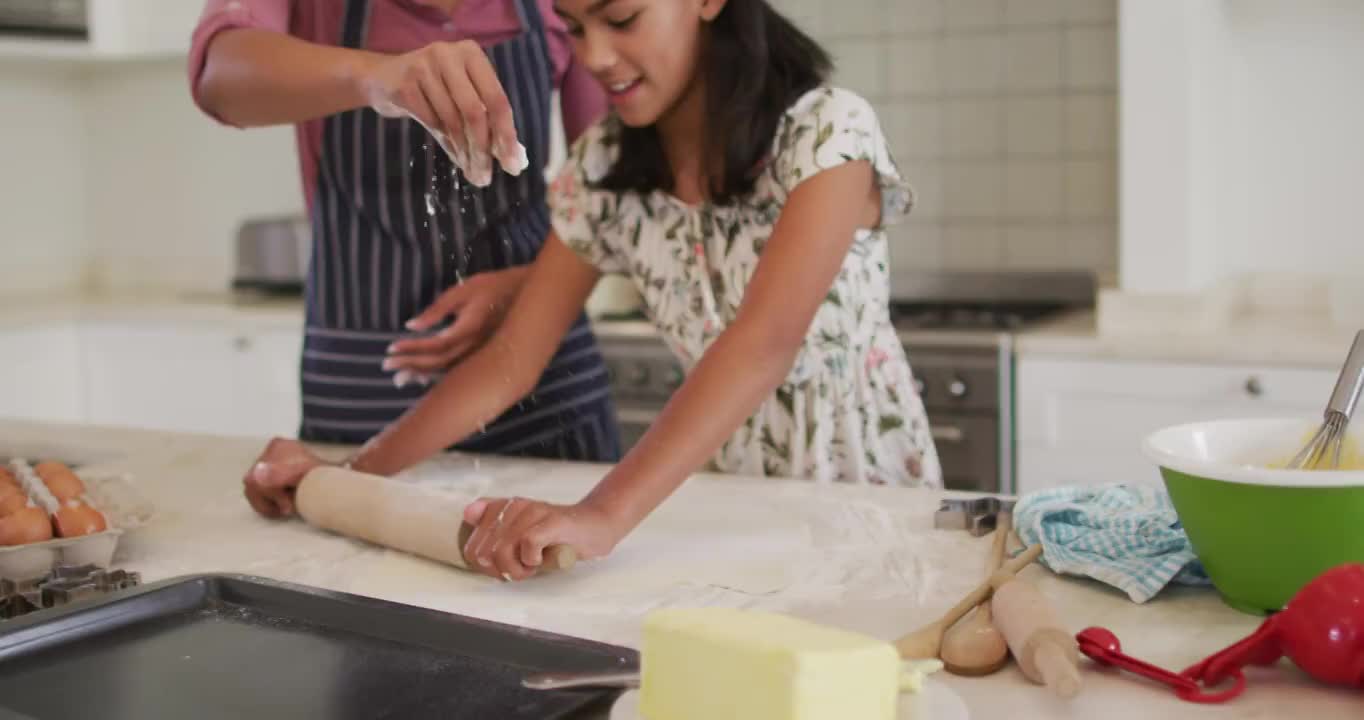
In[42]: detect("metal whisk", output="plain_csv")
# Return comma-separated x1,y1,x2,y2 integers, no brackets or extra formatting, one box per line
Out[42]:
1288,330,1364,469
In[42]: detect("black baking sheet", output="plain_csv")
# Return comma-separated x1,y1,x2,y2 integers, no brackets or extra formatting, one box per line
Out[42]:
0,574,637,719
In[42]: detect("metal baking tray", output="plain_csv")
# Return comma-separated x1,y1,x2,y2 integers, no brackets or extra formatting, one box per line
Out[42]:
0,574,637,719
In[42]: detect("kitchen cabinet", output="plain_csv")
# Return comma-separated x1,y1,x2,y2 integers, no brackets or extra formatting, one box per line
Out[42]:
1016,356,1335,494
80,321,302,438
0,324,83,424
227,327,303,439
0,0,201,61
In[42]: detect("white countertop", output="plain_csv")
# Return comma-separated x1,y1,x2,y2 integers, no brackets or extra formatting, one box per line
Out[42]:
6,287,1352,368
0,419,1354,718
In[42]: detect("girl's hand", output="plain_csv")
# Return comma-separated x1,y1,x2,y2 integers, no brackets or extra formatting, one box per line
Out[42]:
384,267,529,376
242,437,330,518
359,40,524,183
461,496,626,581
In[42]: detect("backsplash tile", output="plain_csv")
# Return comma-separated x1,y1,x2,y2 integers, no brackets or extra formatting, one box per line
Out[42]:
770,0,1118,276
941,32,1004,93
942,98,1003,157
944,0,1006,30
1005,97,1064,155
1004,29,1065,90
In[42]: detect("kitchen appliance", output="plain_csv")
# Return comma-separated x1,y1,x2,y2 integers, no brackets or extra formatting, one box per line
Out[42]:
594,271,1096,494
0,574,637,719
889,271,1096,494
231,215,310,294
0,0,86,38
599,333,686,453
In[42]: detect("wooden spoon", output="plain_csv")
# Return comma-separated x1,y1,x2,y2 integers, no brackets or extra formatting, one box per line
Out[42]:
895,541,1042,659
939,512,1013,675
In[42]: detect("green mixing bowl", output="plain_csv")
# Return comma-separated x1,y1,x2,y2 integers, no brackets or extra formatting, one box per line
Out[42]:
1143,417,1364,615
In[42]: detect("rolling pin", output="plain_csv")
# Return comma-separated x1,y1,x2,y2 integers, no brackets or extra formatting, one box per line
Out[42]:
294,466,577,573
991,574,1082,699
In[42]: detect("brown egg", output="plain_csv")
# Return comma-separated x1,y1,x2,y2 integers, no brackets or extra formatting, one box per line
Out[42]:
0,506,54,545
35,462,85,501
0,490,30,517
54,502,107,538
0,466,17,486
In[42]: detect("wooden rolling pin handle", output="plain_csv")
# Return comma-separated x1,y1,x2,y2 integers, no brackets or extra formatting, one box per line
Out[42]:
456,521,578,571
296,466,579,575
1034,641,1083,699
992,576,1083,699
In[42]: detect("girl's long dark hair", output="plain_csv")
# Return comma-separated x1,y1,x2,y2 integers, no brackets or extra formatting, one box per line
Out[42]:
593,0,831,205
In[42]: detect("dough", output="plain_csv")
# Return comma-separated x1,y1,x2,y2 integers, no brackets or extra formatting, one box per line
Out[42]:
295,467,575,573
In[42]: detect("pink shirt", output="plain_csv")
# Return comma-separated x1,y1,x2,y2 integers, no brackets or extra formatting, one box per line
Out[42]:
187,0,606,210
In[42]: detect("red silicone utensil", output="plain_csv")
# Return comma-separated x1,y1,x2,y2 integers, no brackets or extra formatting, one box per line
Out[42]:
1182,563,1364,691
1077,563,1364,703
1077,627,1244,703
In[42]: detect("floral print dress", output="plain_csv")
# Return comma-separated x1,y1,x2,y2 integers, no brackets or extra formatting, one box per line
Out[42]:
548,87,942,488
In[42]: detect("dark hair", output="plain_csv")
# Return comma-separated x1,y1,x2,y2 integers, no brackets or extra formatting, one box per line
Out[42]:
593,0,831,205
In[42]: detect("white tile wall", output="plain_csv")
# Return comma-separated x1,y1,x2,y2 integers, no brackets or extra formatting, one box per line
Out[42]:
771,0,1119,274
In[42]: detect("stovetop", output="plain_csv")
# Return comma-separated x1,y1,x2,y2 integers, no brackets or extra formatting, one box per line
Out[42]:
889,301,1073,332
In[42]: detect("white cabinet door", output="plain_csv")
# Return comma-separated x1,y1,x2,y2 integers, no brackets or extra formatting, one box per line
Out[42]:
81,321,305,439
80,321,237,435
1016,356,1335,494
229,327,303,439
0,324,83,424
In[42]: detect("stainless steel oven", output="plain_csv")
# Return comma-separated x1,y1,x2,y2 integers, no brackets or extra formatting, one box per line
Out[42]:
0,0,87,38
598,333,684,452
592,270,1095,495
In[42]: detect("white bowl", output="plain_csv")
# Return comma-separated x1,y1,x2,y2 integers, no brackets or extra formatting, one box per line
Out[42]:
1142,417,1364,488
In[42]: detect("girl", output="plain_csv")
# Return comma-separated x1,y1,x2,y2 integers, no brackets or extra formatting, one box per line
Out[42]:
189,0,624,520
248,0,941,578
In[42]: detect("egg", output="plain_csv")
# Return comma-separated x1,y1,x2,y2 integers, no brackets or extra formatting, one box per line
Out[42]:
0,466,17,486
34,461,85,501
0,489,30,517
0,506,54,545
54,501,107,538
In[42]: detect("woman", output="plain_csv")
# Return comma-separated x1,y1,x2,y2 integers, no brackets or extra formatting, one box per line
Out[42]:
189,0,622,515
245,0,942,579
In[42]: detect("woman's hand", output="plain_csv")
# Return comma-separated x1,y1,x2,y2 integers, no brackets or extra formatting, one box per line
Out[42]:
460,496,627,581
242,438,330,518
359,40,524,183
384,267,529,378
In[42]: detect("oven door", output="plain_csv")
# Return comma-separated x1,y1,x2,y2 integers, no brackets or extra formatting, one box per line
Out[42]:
613,407,657,453
928,413,1000,494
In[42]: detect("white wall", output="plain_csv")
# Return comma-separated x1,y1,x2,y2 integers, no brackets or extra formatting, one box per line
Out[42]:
0,63,89,297
83,61,302,294
1120,0,1364,294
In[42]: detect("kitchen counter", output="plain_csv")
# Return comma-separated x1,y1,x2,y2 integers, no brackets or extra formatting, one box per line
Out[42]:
9,287,1354,368
1015,309,1357,369
0,419,1355,718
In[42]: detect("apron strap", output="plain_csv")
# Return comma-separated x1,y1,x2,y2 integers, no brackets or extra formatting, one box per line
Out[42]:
340,0,372,48
515,0,546,34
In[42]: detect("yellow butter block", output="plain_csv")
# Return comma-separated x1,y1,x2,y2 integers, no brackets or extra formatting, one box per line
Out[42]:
639,608,900,720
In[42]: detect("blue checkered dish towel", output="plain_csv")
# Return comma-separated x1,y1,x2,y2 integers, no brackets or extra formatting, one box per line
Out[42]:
1013,484,1210,603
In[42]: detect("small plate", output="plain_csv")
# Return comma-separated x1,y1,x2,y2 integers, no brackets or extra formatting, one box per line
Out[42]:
609,678,969,720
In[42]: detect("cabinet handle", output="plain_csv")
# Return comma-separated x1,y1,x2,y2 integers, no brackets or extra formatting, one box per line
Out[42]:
1244,376,1263,397
931,426,965,443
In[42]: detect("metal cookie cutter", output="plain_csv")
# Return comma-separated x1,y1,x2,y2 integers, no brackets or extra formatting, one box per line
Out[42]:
934,497,1015,536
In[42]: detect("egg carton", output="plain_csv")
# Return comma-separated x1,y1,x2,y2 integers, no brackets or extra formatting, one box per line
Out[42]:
0,459,155,581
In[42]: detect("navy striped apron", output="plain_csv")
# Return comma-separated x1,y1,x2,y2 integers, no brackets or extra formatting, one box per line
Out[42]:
298,0,621,463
